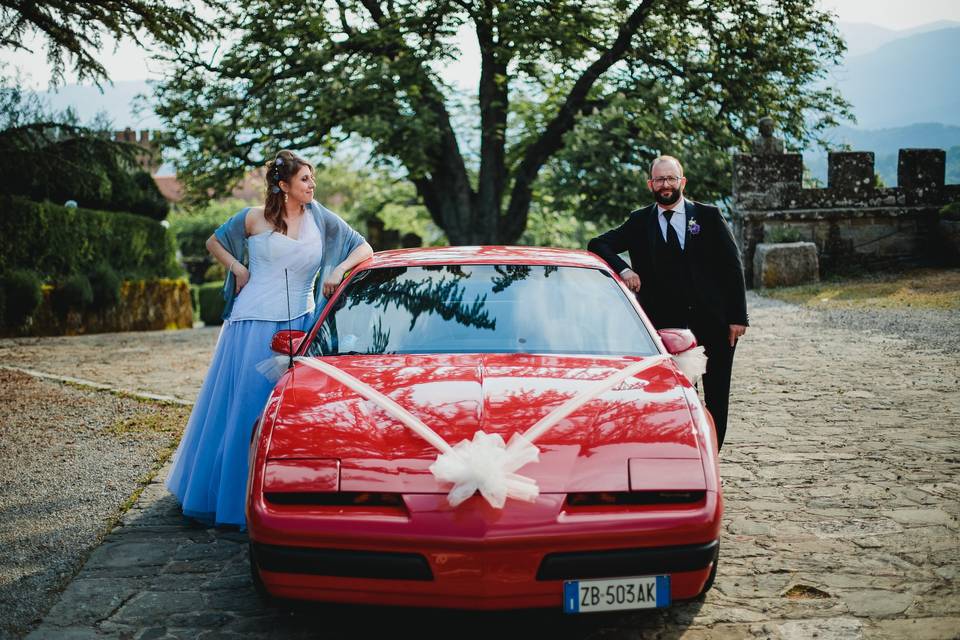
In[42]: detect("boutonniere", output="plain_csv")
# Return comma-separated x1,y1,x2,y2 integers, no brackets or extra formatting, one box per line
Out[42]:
687,217,701,235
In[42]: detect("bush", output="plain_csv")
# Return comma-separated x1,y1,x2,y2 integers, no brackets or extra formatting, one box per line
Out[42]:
168,200,248,284
51,274,94,316
0,195,182,281
170,216,220,260
204,261,226,282
0,126,170,220
197,281,226,325
0,269,43,326
88,264,122,311
942,201,960,221
765,225,806,243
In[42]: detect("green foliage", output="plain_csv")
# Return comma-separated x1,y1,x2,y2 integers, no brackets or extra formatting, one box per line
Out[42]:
0,130,170,220
203,262,225,282
88,264,122,311
0,81,170,220
197,281,226,325
765,226,807,243
189,284,200,320
312,162,440,244
519,199,602,249
154,0,849,244
0,195,181,281
0,1,223,87
942,201,960,221
168,198,252,283
0,269,43,326
51,273,93,316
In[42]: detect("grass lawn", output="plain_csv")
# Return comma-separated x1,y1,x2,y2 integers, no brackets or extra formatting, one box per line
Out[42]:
759,267,960,310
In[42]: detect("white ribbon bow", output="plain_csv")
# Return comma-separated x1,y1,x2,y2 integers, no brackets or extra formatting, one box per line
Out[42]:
430,432,540,508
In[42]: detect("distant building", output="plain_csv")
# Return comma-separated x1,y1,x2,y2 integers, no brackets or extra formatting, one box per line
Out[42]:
115,127,267,204
114,127,161,173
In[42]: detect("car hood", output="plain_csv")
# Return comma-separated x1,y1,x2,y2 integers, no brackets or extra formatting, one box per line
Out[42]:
267,353,703,492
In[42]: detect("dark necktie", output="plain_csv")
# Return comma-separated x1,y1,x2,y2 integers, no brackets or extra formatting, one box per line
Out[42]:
662,210,682,253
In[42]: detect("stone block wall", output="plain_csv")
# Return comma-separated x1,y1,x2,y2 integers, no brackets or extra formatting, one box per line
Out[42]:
732,149,960,286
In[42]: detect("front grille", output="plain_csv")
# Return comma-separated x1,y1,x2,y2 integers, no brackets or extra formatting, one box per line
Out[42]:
265,491,404,507
565,491,706,507
252,543,433,581
536,540,718,581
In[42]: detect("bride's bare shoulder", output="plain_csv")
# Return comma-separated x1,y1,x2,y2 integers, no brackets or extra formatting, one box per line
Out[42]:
245,206,269,234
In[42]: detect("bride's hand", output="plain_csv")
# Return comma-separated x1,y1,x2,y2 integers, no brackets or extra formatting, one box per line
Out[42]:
322,268,344,298
232,263,250,293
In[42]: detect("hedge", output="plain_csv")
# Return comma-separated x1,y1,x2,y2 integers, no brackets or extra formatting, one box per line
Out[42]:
5,278,194,336
197,281,226,325
0,195,181,281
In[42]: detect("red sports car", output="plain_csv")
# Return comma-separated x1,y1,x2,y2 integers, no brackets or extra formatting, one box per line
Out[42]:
247,246,721,613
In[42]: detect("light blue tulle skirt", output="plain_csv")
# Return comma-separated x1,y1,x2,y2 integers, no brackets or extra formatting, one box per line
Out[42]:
166,314,314,528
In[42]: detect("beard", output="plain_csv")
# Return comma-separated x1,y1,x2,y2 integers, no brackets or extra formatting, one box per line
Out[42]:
654,187,682,206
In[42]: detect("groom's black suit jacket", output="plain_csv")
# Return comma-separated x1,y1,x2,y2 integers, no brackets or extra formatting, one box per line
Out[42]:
587,199,748,332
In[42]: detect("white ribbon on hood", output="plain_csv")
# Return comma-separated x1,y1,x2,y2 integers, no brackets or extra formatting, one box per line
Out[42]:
268,350,703,509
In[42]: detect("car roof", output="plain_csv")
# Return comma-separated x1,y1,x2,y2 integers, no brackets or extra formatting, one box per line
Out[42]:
364,246,613,271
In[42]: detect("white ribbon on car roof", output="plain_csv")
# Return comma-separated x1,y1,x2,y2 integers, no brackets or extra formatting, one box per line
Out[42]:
282,346,706,510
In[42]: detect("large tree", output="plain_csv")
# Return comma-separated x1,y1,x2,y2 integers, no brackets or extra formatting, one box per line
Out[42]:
0,0,221,86
155,0,849,245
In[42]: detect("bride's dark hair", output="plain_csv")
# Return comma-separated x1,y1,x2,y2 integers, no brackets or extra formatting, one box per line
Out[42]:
264,149,312,235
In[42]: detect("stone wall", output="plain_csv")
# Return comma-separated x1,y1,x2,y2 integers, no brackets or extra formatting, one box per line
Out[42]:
732,149,960,286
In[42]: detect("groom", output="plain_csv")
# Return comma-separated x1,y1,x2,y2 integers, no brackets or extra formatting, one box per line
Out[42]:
587,155,748,450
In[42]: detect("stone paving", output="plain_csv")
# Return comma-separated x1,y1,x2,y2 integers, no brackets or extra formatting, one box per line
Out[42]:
11,293,960,639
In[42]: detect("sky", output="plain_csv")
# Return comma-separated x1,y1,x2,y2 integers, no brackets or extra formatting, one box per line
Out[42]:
2,0,959,90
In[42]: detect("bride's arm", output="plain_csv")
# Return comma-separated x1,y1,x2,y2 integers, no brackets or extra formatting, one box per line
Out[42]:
206,234,250,293
322,241,374,298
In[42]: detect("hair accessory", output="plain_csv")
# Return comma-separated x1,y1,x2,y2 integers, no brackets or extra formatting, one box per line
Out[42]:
271,185,281,193
274,157,284,166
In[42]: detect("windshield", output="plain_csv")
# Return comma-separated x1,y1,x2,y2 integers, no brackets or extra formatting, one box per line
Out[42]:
305,264,658,357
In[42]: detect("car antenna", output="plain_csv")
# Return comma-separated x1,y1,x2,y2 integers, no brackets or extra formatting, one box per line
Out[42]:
285,268,294,370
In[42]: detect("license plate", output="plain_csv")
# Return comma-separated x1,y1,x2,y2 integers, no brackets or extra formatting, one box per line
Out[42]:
563,575,670,613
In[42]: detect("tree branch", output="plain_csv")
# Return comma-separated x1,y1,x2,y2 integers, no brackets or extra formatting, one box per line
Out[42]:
501,0,656,242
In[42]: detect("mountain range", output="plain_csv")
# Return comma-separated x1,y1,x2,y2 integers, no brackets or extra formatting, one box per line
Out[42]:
840,20,960,56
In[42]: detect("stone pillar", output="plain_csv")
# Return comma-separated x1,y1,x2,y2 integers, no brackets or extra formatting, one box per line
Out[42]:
828,152,875,195
732,153,803,210
898,148,945,204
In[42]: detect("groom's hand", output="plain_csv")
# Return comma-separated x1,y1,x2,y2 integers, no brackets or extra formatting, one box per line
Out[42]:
728,324,747,346
619,268,641,292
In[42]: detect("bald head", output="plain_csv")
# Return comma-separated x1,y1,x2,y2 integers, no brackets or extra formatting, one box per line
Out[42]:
649,155,684,178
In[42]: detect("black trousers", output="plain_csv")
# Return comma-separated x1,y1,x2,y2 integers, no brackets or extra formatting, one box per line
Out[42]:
688,321,736,450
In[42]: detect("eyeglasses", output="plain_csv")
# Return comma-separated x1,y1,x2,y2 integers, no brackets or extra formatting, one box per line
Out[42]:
650,176,682,186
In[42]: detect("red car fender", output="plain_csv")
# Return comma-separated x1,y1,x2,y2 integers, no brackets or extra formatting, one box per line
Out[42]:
246,379,291,526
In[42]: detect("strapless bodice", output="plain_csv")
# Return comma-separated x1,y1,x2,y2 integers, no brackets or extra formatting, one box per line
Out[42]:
229,213,323,321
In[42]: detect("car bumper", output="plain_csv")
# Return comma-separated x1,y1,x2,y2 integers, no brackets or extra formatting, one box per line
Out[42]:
249,492,721,609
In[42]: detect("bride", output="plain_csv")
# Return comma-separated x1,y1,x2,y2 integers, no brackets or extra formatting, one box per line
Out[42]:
166,149,372,527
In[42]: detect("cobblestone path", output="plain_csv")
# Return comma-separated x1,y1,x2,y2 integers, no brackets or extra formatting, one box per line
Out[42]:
12,293,960,639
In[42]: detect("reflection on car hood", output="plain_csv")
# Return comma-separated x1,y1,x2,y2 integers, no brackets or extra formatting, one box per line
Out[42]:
268,353,702,492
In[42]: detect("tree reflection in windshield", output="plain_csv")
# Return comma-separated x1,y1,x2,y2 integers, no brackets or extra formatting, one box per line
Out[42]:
307,264,657,357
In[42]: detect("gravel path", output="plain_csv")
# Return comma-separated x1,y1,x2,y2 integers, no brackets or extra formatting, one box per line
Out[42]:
0,327,221,404
0,371,188,639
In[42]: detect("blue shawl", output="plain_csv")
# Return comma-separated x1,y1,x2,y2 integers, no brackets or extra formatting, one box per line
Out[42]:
213,200,366,320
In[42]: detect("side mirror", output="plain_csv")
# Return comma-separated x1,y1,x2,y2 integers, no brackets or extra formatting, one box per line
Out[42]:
270,330,307,356
658,328,698,355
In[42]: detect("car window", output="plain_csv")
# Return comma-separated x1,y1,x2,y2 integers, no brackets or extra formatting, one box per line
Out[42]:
305,264,658,356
